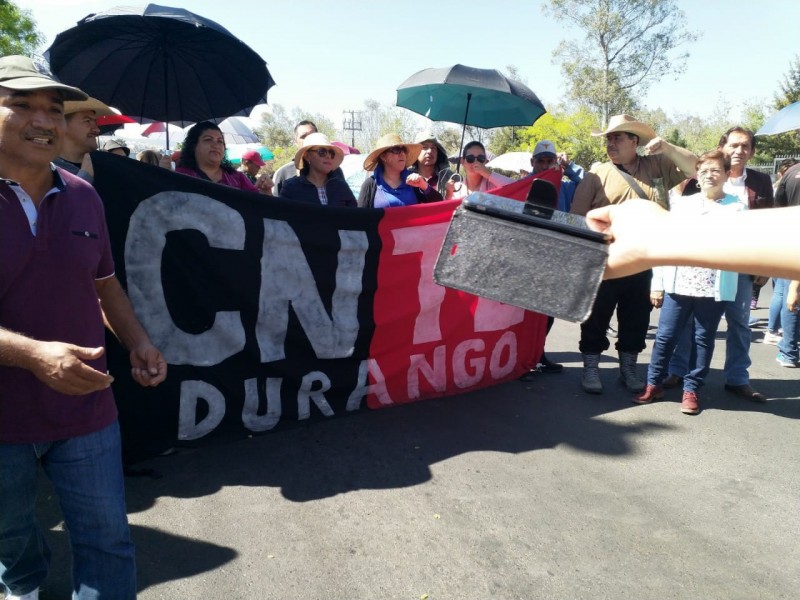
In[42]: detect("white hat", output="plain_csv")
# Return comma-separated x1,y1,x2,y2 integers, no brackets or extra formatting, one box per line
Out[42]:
532,140,557,158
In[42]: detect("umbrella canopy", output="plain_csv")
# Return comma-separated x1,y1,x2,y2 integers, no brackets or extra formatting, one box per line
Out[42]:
331,141,360,155
140,117,259,147
396,64,546,129
217,116,259,144
756,101,800,136
96,112,136,135
487,151,533,173
140,121,187,146
45,4,276,135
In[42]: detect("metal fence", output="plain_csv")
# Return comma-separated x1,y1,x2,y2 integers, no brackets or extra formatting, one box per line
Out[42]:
750,154,800,178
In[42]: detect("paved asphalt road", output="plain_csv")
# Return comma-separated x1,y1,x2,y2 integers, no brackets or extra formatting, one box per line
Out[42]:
34,287,799,600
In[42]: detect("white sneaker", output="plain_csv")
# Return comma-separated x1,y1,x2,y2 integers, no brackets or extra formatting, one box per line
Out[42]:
7,589,40,600
763,331,782,346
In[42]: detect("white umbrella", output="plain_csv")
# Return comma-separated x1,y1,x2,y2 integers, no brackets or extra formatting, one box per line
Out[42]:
139,117,259,147
217,116,260,144
487,151,532,173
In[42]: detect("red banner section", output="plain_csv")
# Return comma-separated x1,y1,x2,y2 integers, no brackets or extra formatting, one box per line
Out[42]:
369,201,546,408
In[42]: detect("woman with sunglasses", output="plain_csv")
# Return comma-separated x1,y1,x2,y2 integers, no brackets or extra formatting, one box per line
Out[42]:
176,121,272,194
358,134,443,208
451,141,513,200
280,133,357,207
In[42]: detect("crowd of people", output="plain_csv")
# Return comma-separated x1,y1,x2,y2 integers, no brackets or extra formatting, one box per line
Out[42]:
1,49,799,600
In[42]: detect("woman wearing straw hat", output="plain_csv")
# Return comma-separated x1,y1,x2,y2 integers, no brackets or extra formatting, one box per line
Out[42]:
357,134,443,208
280,133,357,207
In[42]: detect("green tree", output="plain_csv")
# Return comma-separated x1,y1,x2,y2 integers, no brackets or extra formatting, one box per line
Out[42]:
753,56,800,163
431,124,462,158
255,105,339,172
514,107,606,170
256,104,293,149
775,56,800,108
355,99,420,151
544,0,698,126
0,0,43,56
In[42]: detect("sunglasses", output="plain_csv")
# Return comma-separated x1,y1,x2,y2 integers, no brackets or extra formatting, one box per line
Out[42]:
464,154,487,164
311,147,336,159
385,146,407,155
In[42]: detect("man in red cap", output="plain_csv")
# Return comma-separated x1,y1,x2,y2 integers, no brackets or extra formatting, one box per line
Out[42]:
239,149,273,194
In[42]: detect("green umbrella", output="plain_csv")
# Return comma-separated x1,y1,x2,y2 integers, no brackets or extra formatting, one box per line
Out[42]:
397,64,546,171
226,144,274,165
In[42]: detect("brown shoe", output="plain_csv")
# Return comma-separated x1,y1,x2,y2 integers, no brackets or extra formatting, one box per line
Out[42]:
633,384,663,404
724,384,767,403
662,374,683,389
681,391,700,415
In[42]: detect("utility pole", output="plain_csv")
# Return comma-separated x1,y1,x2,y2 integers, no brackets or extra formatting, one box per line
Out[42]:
342,109,362,148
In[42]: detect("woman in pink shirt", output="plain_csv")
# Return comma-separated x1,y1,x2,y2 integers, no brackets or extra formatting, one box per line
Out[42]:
176,121,271,194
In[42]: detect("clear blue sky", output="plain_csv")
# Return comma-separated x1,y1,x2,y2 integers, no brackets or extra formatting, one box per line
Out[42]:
16,0,800,128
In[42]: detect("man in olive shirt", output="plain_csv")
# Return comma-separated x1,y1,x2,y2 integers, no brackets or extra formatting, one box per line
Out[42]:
570,114,697,395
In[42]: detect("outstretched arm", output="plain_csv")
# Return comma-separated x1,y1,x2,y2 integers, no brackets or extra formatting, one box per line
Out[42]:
586,200,800,280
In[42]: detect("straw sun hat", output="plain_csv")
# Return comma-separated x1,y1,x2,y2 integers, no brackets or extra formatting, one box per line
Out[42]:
64,96,116,117
363,134,422,171
293,132,344,170
590,114,656,146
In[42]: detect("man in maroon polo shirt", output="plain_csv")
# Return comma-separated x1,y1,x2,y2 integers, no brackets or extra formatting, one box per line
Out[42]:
0,56,167,600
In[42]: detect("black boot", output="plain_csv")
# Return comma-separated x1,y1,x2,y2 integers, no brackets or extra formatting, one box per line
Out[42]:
539,353,563,373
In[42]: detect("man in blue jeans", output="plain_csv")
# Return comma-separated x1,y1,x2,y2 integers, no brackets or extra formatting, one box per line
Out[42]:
665,127,774,401
773,162,800,366
0,56,167,600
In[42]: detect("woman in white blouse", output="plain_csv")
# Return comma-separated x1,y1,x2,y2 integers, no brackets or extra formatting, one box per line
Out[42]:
449,141,513,200
632,150,745,415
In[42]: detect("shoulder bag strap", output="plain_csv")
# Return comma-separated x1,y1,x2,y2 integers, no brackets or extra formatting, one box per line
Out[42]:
614,165,649,200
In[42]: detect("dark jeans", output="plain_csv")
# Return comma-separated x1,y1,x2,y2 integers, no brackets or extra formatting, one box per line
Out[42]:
648,294,727,392
579,270,653,355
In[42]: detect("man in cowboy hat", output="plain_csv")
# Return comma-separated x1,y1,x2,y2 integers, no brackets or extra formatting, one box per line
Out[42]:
0,55,167,599
570,114,697,395
54,96,114,182
408,133,456,198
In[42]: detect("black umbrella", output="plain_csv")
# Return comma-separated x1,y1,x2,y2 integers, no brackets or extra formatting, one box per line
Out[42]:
45,3,275,148
397,64,546,170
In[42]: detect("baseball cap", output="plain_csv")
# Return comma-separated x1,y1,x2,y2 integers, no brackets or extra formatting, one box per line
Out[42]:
241,149,266,167
532,140,557,158
0,55,87,101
